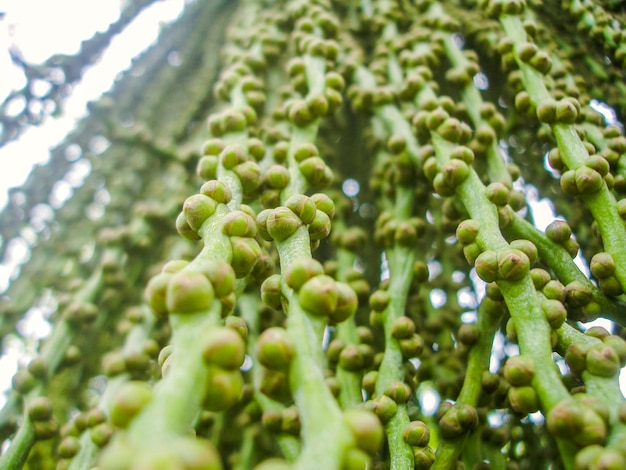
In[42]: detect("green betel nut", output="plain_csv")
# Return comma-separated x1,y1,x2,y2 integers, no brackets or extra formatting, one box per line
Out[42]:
261,274,283,310
221,210,258,238
508,385,539,415
284,258,324,292
308,209,332,240
198,260,236,298
497,248,530,281
438,404,478,439
266,207,302,242
343,409,384,455
145,271,173,317
166,270,215,314
586,343,621,377
403,421,430,447
257,327,295,370
298,274,339,317
110,381,153,428
183,194,218,232
284,194,316,225
200,180,232,204
474,250,498,283
230,236,261,278
176,211,201,241
202,327,246,370
204,366,243,412
328,281,358,323
456,219,479,244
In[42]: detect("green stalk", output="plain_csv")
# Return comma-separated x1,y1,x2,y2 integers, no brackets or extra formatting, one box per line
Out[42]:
276,227,354,470
499,13,626,292
432,298,503,469
374,244,417,470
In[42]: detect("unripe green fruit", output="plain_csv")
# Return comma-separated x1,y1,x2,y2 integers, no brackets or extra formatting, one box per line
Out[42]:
259,368,291,402
299,157,333,188
58,436,80,458
202,327,245,370
542,279,566,301
413,446,436,470
547,398,607,446
574,393,611,425
230,236,261,278
541,298,567,329
166,271,215,314
247,137,266,161
566,280,593,306
391,316,416,339
362,371,378,396
176,211,201,241
456,219,479,244
200,180,232,204
457,323,480,345
438,404,478,439
266,207,302,242
403,421,430,447
110,381,153,428
545,219,572,242
28,397,53,421
257,327,295,370
497,248,530,281
233,161,262,195
33,420,58,440
284,258,324,292
27,357,48,380
308,209,332,240
338,344,365,371
284,194,316,225
530,268,551,290
369,289,391,312
288,100,314,127
329,282,358,323
220,144,247,170
310,192,335,218
504,355,535,387
90,422,113,447
475,250,498,283
590,252,616,279
198,260,236,298
265,164,290,189
261,274,283,309
399,334,425,359
197,156,219,181
556,98,578,123
485,182,510,205
536,98,557,123
161,259,189,274
517,42,538,62
204,366,243,412
586,343,621,377
202,138,225,156
145,272,173,318
384,381,412,404
221,210,257,238
183,194,217,232
508,385,539,414
565,343,591,375
343,409,383,455
463,242,481,265
299,275,339,317
372,395,398,423
603,335,626,366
